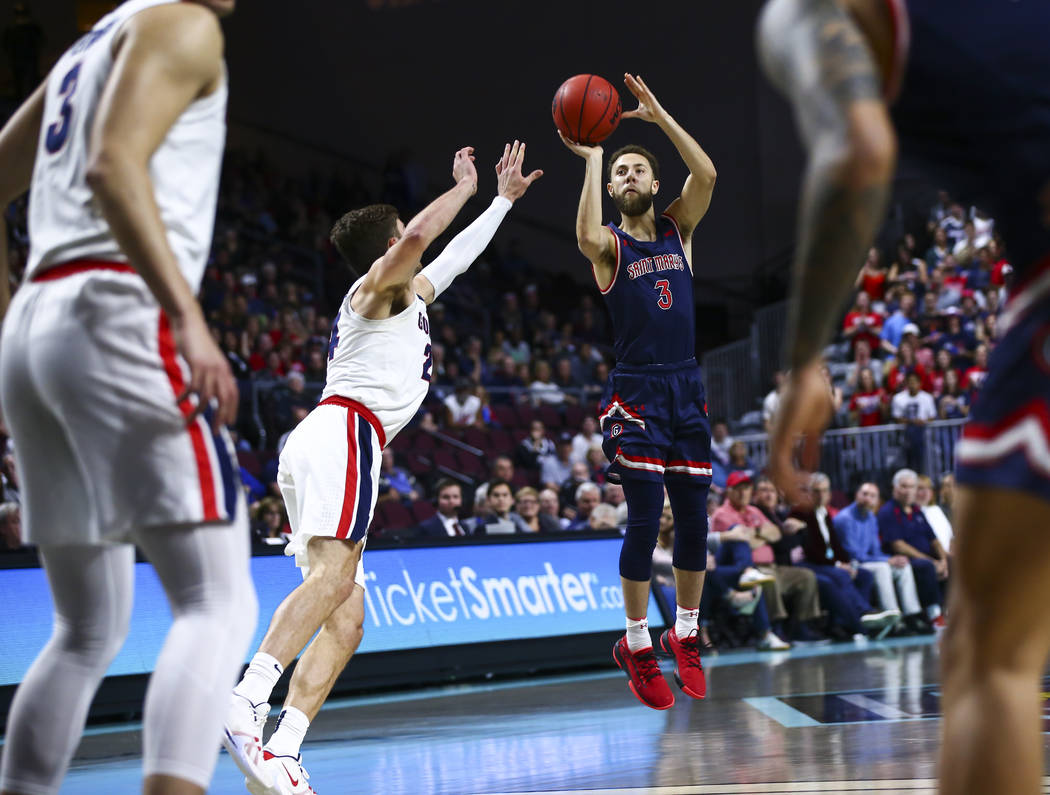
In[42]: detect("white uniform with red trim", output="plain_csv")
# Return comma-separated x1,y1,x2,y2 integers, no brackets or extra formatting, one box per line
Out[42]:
0,0,236,545
278,278,432,578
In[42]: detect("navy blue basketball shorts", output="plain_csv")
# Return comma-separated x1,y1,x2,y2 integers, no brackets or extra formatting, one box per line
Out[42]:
956,283,1050,503
598,359,713,485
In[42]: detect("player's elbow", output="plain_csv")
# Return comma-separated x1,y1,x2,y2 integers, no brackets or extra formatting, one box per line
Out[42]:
85,149,125,198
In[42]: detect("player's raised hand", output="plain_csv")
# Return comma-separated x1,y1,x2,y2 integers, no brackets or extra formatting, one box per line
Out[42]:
452,146,478,194
557,130,602,160
767,362,834,507
621,73,668,124
496,140,543,202
172,309,239,431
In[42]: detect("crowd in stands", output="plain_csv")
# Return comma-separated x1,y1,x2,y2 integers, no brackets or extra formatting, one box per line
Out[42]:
780,194,1002,430
0,149,967,652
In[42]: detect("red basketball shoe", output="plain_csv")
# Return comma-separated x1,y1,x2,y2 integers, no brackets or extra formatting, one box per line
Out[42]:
613,636,674,710
659,627,707,699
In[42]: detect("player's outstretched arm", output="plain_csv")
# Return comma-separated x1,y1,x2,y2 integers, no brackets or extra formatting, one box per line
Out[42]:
621,73,716,236
558,132,616,285
415,140,542,304
361,148,477,305
757,0,896,502
86,3,235,428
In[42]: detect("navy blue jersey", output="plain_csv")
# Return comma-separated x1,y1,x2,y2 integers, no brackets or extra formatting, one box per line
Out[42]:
890,0,1050,280
599,214,695,366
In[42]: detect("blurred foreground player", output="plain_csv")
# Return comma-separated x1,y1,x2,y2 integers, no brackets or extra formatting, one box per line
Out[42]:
0,1,258,794
758,1,1050,792
561,73,717,710
225,143,541,794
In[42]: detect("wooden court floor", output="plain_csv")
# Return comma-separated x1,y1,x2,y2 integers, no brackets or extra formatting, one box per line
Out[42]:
14,635,1050,794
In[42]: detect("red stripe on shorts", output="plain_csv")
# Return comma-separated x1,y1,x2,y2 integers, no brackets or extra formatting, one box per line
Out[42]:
31,260,137,282
318,396,387,448
158,312,219,521
335,410,360,539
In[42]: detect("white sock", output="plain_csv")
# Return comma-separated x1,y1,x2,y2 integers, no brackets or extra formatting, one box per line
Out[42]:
233,652,284,707
675,605,699,639
626,616,651,652
266,706,310,758
926,604,942,621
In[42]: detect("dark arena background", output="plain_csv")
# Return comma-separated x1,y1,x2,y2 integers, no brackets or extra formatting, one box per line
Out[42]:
0,1,1038,794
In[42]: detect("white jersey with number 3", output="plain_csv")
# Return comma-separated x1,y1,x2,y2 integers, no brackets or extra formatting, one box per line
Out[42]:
321,277,433,444
26,0,225,290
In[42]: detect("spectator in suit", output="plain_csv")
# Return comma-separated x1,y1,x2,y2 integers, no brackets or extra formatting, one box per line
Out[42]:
473,479,531,534
418,479,470,538
787,474,898,638
917,474,954,553
515,487,561,533
877,469,948,630
558,461,591,518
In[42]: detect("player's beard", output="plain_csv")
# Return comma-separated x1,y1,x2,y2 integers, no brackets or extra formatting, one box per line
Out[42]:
613,187,654,217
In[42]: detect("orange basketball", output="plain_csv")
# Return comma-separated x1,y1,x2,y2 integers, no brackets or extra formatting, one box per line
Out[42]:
552,74,621,146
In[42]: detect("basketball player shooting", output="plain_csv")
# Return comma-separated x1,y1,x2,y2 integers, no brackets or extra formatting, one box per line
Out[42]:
757,1,1050,792
560,73,717,710
224,142,541,795
0,2,256,794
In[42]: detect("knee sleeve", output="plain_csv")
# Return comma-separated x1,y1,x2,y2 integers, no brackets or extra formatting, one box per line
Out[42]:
667,481,710,572
137,519,258,787
618,479,666,581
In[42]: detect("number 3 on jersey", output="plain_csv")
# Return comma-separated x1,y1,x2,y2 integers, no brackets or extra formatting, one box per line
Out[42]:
655,279,673,310
45,63,82,154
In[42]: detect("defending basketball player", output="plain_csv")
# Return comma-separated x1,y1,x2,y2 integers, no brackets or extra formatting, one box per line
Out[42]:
757,1,1050,792
224,142,541,795
0,2,255,794
560,73,717,710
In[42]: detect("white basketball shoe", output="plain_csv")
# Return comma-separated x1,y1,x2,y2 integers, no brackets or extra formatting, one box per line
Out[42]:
222,693,273,791
247,750,316,795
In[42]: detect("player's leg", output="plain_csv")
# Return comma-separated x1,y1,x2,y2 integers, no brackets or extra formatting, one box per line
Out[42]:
0,544,134,795
658,478,710,699
0,293,136,795
613,477,673,710
939,486,1050,795
264,583,365,765
134,517,258,795
257,537,363,667
601,369,675,709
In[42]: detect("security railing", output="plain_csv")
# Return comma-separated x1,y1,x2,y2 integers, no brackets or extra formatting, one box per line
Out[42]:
734,418,967,490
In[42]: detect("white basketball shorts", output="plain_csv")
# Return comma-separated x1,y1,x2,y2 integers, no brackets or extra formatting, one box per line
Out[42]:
277,396,385,582
0,261,241,545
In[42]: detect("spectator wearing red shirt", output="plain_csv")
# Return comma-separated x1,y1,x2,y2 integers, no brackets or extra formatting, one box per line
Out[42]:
855,247,888,302
963,343,990,391
928,348,958,397
842,290,884,357
849,367,887,427
886,338,933,394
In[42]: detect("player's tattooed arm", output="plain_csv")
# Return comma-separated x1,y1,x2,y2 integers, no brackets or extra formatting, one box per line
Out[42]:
757,0,896,369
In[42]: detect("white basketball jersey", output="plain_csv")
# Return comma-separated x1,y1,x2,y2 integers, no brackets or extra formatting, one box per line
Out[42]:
25,0,226,291
322,278,433,443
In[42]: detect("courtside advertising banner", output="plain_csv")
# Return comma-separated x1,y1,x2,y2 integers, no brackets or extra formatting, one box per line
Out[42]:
0,538,660,684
